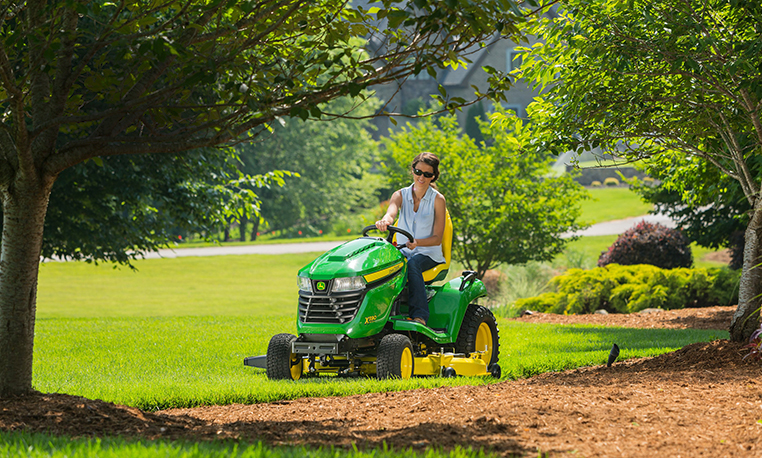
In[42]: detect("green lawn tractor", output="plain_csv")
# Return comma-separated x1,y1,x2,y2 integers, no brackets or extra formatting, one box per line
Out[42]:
244,212,501,380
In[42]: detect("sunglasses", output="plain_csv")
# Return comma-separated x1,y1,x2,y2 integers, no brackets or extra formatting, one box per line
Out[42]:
413,168,435,179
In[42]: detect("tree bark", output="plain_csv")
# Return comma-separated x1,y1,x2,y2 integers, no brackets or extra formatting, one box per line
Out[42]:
0,173,54,396
239,214,248,242
251,217,260,242
730,201,762,342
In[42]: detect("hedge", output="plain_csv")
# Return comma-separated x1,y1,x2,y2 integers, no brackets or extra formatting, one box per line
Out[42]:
514,264,740,314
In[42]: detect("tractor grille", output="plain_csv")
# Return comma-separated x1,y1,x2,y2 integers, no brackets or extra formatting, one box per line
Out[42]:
299,290,365,324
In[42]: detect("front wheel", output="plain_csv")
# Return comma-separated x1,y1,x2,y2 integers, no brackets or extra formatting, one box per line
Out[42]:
377,334,415,380
455,304,500,366
266,333,303,380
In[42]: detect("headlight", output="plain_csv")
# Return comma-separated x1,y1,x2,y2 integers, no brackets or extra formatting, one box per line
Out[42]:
297,276,312,292
332,276,366,292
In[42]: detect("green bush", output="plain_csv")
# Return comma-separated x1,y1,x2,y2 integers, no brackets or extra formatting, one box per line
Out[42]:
515,264,740,314
603,177,620,186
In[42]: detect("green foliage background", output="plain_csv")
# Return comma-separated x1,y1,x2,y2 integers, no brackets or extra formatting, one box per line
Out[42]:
379,108,588,277
516,264,740,315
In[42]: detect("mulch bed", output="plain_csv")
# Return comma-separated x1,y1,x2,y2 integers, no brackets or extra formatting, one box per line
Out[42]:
2,306,761,457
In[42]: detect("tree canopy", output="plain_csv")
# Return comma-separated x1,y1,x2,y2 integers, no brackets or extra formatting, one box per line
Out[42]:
517,0,762,341
236,95,381,238
380,107,587,279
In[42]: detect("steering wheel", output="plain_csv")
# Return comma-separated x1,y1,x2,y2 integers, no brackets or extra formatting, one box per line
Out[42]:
361,225,415,248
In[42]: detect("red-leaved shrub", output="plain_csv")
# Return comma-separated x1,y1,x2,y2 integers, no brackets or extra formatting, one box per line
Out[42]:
598,221,692,269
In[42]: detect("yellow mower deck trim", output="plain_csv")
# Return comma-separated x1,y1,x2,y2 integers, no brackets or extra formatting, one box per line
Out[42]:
363,261,404,283
413,352,489,377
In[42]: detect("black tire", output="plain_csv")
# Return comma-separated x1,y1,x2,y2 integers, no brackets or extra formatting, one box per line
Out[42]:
266,333,303,380
377,334,415,380
442,367,457,378
455,304,500,366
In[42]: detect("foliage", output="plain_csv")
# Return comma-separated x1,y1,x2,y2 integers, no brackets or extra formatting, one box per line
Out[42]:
514,0,762,340
379,107,589,278
41,151,293,263
235,96,381,237
490,262,556,318
743,328,762,362
598,221,693,269
632,157,754,270
515,265,740,315
464,101,487,144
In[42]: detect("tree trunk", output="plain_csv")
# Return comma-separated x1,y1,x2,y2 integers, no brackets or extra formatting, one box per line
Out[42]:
239,214,248,242
729,202,762,342
0,174,54,397
251,217,260,242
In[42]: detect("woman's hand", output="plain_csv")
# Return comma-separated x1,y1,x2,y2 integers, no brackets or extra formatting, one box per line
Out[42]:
406,239,418,250
375,217,391,232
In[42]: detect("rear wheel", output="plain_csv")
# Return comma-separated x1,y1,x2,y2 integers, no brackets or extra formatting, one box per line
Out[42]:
266,333,303,380
455,304,500,365
377,334,415,379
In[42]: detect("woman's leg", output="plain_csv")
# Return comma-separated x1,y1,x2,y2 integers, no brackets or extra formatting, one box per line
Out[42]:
405,254,440,323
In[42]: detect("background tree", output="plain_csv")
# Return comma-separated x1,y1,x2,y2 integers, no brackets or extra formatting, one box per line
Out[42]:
380,107,587,279
519,0,762,341
632,154,755,270
0,0,531,396
41,150,288,262
236,96,381,239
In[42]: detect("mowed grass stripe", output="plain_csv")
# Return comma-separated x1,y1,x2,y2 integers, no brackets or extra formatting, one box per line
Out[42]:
2,430,497,458
37,253,318,318
33,316,725,410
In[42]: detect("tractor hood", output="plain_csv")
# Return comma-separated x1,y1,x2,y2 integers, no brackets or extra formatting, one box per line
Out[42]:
299,237,405,281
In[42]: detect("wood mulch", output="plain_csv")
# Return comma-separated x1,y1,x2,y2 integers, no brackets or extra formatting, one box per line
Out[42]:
2,305,761,457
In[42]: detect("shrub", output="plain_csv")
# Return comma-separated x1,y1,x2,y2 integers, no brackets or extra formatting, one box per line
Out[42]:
513,264,741,314
598,221,692,269
590,180,602,187
603,177,620,186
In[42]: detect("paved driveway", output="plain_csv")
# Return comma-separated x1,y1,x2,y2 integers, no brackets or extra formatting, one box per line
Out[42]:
145,213,674,258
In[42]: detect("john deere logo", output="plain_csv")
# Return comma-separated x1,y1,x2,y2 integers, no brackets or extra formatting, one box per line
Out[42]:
316,281,326,291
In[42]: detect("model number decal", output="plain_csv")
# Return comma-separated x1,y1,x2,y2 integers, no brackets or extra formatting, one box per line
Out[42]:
364,315,377,325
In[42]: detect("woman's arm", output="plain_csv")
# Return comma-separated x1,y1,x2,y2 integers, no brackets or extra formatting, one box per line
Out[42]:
376,190,402,232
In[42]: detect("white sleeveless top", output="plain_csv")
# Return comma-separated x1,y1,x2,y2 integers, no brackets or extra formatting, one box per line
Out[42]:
397,184,445,263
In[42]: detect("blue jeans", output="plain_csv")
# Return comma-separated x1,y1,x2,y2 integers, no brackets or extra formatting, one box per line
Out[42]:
404,253,441,322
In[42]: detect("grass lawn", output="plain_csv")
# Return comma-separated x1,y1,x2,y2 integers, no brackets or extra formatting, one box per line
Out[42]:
578,187,653,225
35,254,726,411
33,314,723,410
37,253,318,318
1,431,494,458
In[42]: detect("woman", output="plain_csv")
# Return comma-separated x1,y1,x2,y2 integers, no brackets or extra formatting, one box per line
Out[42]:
375,152,446,325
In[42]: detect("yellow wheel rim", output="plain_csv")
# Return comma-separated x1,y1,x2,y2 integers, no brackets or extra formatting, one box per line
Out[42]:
475,322,494,363
290,354,303,381
400,347,413,379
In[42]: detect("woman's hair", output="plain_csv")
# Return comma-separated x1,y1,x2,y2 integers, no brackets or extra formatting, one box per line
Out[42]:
411,152,440,183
